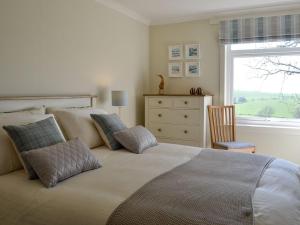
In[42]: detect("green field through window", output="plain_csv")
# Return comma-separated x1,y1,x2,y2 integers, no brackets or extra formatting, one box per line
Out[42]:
234,91,300,119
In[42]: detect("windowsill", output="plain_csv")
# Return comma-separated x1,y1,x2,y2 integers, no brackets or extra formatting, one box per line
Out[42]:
237,123,300,136
237,117,300,128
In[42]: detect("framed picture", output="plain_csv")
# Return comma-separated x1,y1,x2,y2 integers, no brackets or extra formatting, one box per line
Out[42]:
185,62,200,77
185,44,201,60
168,62,183,77
168,45,183,60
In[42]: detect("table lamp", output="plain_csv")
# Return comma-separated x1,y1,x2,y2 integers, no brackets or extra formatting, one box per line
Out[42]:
112,90,128,119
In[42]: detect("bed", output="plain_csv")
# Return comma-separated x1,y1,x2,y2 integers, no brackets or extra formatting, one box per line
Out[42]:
0,96,299,225
0,144,299,225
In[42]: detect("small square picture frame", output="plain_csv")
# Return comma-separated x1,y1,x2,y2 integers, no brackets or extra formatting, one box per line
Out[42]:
185,44,201,60
185,62,201,77
168,45,183,60
168,62,183,78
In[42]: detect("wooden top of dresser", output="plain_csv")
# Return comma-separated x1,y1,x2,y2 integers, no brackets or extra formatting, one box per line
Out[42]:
143,94,213,97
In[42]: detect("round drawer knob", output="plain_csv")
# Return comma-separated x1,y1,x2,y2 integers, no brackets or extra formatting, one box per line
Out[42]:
158,128,162,132
184,101,188,105
158,100,162,104
184,115,188,118
158,114,162,117
184,130,188,134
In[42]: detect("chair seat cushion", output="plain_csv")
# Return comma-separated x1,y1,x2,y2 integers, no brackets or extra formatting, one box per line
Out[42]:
215,141,255,150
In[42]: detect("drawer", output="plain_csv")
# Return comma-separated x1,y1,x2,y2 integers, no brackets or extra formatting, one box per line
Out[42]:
170,125,201,140
148,125,170,138
174,97,201,109
157,138,201,147
149,97,172,108
149,124,201,141
149,109,201,125
149,109,171,123
172,109,201,125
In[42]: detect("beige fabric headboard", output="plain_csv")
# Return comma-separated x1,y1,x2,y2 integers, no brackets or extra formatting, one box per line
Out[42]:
0,95,97,113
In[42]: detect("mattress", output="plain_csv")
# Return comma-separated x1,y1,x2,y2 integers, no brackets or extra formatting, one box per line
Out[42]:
0,143,299,225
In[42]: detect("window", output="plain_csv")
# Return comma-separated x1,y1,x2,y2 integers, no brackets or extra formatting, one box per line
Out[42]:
225,41,300,127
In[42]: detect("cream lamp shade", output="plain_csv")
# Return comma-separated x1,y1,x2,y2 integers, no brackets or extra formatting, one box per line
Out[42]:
112,91,128,107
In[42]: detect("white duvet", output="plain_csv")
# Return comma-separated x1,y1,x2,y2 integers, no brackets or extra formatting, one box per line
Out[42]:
0,143,299,225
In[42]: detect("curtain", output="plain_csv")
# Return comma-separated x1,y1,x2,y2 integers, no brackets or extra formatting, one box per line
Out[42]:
219,14,300,44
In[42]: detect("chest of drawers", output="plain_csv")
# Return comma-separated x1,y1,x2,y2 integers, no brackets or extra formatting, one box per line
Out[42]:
144,95,212,147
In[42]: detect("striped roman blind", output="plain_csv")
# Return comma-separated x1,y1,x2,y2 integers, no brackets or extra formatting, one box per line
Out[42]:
219,14,300,44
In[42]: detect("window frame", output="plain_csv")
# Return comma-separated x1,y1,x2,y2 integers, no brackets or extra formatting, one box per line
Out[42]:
225,43,300,128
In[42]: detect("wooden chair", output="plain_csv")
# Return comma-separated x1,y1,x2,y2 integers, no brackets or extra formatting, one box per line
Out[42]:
207,105,256,154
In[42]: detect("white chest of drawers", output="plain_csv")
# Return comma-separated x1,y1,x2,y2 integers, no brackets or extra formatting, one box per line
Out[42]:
144,95,212,147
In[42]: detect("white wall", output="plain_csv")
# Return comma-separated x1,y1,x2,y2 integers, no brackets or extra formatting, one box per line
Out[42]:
150,20,220,104
150,20,300,164
1,0,299,163
0,0,149,126
237,125,300,163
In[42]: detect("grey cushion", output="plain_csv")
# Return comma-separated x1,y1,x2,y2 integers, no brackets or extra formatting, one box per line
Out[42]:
3,117,65,179
21,138,101,188
216,141,255,149
91,114,127,150
113,126,158,154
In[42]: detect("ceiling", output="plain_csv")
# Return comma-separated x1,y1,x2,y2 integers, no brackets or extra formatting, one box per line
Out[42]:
97,0,300,25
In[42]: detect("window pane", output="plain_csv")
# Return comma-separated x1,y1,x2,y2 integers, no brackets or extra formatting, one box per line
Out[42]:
231,41,300,50
233,55,300,120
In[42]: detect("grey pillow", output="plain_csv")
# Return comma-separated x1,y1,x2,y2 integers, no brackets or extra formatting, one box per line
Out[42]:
113,126,158,154
91,114,127,150
3,117,65,179
21,138,101,188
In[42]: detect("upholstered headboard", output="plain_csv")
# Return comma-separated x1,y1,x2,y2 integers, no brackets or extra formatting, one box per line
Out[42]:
0,95,97,113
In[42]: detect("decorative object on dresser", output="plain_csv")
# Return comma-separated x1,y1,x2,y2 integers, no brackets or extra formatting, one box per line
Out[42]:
190,87,205,96
207,105,256,153
196,87,205,96
144,94,212,147
111,90,128,119
157,74,165,95
190,88,196,95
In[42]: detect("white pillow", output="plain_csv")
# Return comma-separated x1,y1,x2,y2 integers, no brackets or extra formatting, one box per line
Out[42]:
46,107,107,148
0,108,51,175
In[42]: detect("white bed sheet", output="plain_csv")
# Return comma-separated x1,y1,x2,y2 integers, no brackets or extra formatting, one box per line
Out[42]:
0,143,299,225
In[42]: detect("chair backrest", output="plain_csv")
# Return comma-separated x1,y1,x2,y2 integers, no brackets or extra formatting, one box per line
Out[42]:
207,105,236,147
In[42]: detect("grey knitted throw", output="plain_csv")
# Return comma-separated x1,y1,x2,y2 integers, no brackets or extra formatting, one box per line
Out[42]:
107,149,274,225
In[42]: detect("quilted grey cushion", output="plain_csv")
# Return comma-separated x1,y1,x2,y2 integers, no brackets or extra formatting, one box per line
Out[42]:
3,117,65,179
21,138,101,188
113,126,158,154
91,114,127,150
